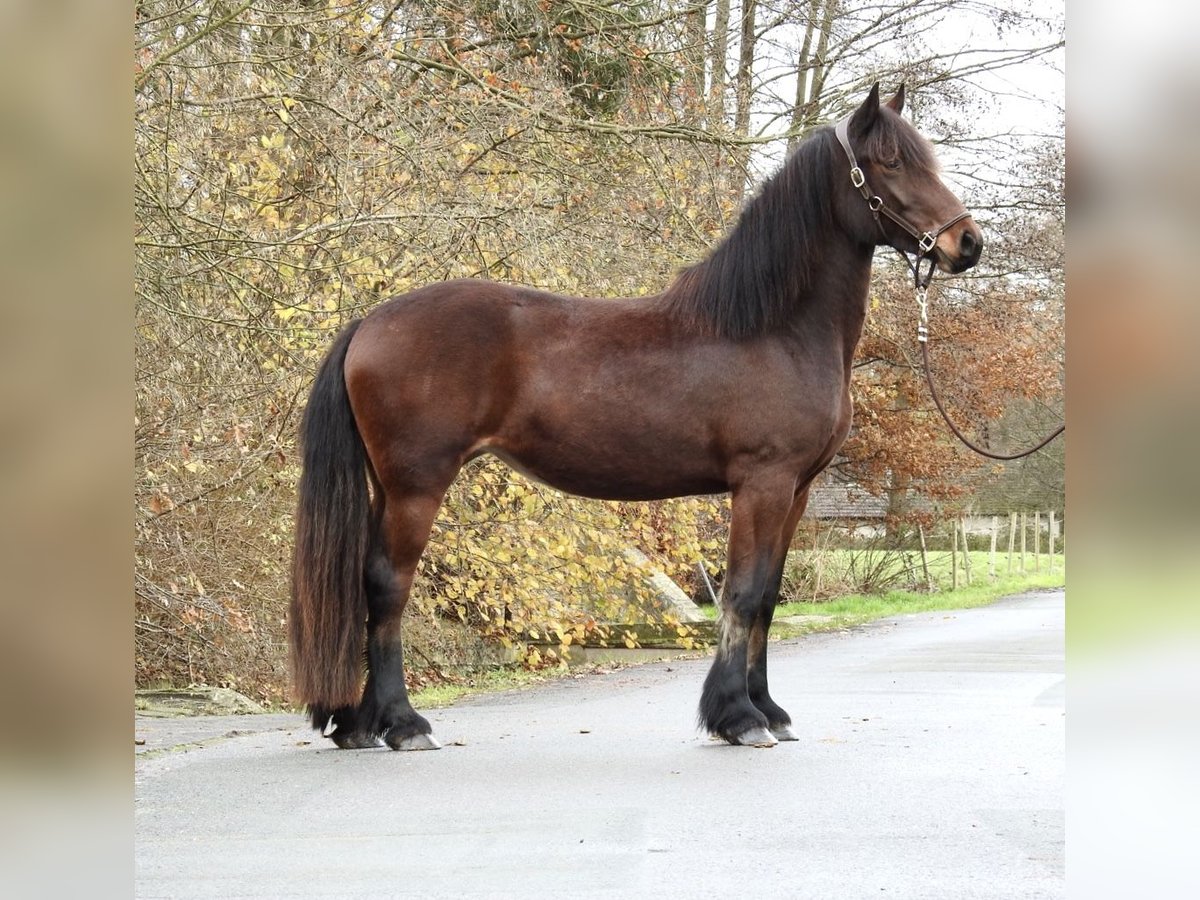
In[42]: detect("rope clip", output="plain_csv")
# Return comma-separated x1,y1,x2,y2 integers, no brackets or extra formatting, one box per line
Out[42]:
915,286,929,343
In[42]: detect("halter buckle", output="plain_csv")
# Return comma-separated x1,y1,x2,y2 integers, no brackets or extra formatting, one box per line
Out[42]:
850,167,866,189
918,232,937,253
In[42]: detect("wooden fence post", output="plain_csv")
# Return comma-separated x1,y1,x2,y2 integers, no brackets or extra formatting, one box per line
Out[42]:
811,519,823,602
1020,512,1027,572
951,522,958,591
1048,511,1056,571
918,524,932,592
960,518,972,586
1034,511,1041,572
989,515,998,579
1007,512,1017,574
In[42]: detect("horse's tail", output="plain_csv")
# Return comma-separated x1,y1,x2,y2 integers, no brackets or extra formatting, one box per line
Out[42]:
289,318,370,724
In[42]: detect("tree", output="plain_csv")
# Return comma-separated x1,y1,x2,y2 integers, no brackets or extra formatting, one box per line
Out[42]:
135,0,735,699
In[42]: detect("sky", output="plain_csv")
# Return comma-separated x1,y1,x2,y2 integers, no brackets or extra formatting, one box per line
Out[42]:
742,0,1065,198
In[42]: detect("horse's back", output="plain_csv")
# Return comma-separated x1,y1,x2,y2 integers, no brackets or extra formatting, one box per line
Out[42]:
356,278,545,340
346,278,669,381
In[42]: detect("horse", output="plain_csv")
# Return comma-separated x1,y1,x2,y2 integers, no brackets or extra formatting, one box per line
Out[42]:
289,84,982,750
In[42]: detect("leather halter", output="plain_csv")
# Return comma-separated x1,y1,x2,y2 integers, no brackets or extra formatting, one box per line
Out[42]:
834,117,971,288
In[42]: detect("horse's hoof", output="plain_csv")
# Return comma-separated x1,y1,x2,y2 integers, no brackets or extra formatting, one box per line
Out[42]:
732,726,778,748
387,732,441,751
331,732,385,749
770,723,799,742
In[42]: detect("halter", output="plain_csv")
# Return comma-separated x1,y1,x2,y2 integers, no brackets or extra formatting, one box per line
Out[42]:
834,117,971,295
834,116,1064,461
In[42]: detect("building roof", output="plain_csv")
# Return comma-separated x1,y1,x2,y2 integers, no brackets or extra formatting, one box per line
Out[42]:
805,481,890,519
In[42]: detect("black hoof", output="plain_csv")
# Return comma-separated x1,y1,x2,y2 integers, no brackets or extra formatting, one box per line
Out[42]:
311,704,378,748
331,731,385,749
379,708,437,751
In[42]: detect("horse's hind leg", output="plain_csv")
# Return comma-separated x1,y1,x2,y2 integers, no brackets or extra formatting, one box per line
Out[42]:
365,491,449,750
320,532,397,748
328,487,448,751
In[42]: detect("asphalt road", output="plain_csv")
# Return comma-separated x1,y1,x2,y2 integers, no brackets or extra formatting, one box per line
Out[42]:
135,590,1064,899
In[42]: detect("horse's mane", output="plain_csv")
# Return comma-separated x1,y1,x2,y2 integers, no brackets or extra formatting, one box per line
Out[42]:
660,109,935,340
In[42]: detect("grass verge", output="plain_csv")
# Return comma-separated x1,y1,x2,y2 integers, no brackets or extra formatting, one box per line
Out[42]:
409,665,577,709
702,552,1065,640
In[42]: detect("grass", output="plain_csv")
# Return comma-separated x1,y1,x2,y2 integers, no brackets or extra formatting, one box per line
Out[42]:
409,665,574,709
774,567,1064,636
701,549,1065,638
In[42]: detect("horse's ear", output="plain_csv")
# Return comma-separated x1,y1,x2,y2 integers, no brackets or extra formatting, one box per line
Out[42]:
849,83,881,137
886,84,905,114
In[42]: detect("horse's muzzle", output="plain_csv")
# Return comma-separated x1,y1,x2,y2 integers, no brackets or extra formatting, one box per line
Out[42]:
936,219,983,273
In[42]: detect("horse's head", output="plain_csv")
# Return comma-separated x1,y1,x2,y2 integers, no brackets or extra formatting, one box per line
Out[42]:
837,84,983,274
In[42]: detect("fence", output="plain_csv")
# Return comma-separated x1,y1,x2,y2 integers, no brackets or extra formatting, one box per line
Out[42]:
786,511,1065,600
921,511,1064,590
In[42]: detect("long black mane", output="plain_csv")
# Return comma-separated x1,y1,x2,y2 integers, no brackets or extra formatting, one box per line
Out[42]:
661,108,936,340
660,127,839,340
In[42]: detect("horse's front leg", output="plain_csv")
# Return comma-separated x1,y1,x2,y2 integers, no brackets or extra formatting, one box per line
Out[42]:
699,477,796,747
745,487,811,742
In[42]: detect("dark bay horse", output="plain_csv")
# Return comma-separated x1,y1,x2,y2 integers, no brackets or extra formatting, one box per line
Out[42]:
289,85,982,750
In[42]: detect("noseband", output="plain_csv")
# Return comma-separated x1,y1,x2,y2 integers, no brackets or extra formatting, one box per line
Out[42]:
834,117,971,289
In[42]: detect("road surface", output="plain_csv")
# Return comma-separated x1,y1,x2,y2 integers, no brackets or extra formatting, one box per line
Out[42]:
135,590,1064,898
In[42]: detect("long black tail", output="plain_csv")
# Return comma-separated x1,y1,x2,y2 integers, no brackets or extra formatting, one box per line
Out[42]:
288,319,370,716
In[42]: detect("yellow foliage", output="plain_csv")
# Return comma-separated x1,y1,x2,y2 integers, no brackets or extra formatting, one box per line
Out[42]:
135,0,739,697
408,458,726,660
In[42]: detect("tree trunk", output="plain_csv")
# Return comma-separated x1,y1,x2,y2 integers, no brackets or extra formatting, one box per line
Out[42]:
806,0,838,127
788,0,822,150
733,0,757,198
734,0,757,136
683,2,708,126
708,0,730,126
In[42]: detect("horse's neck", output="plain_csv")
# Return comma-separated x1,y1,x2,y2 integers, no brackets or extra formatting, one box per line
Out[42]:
650,211,875,360
786,239,875,377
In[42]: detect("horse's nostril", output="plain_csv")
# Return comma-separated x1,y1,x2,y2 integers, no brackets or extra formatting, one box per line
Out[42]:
960,230,978,258
960,229,979,260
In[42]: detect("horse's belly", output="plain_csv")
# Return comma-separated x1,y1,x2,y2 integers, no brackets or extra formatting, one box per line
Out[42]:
509,466,724,501
483,424,728,502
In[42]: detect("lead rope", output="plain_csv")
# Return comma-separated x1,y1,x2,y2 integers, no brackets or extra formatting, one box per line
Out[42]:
915,271,1064,461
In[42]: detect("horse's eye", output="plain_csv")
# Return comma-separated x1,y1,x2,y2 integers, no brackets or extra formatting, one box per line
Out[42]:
882,158,902,172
